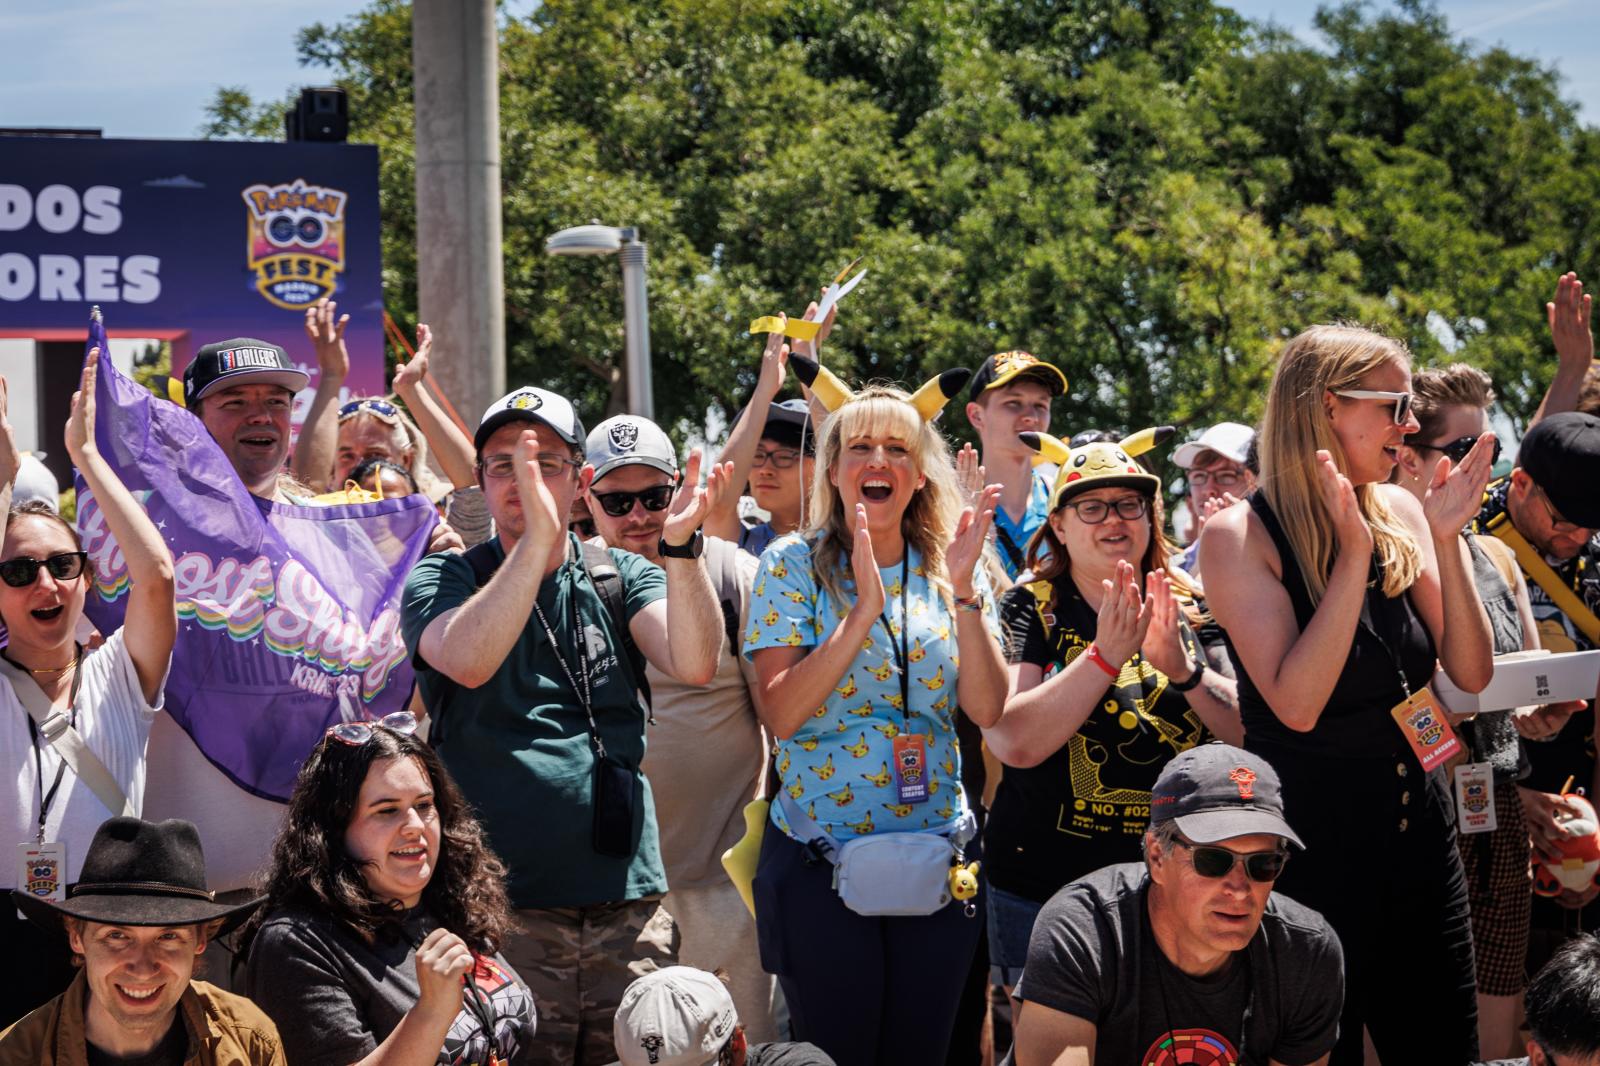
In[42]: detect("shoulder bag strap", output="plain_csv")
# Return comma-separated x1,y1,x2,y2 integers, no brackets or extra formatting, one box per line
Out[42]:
0,656,134,818
1488,513,1600,646
580,541,653,715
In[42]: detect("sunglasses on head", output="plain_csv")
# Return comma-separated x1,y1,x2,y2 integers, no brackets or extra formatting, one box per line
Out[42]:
1173,835,1289,883
0,551,89,588
326,711,418,746
1411,434,1501,467
591,484,674,517
1333,388,1413,426
338,398,402,425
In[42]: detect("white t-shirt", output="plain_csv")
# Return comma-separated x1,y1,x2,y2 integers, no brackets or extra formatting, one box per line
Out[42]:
2,629,164,886
142,714,287,894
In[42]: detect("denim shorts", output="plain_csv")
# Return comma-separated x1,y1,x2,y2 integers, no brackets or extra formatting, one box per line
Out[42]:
985,884,1044,989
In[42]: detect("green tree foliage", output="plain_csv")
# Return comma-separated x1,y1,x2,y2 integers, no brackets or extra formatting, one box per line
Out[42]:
201,0,1596,440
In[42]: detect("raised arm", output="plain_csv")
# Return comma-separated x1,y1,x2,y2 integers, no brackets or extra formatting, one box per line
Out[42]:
1396,433,1496,692
1198,453,1371,731
628,450,726,686
751,505,883,739
950,485,1010,727
0,377,18,528
290,298,349,489
1532,271,1593,426
68,356,175,703
391,324,477,490
983,561,1152,768
415,432,562,687
705,324,789,543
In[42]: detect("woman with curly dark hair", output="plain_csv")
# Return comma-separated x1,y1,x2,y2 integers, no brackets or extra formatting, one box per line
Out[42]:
236,714,535,1066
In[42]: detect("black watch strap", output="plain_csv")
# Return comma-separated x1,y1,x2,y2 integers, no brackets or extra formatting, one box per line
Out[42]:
1169,660,1206,692
658,530,705,559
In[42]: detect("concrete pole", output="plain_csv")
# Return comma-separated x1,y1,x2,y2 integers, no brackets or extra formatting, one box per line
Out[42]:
618,231,654,421
412,0,504,426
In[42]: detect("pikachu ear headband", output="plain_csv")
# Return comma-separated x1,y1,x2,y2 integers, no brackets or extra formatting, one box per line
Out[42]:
1020,427,1175,511
788,353,972,423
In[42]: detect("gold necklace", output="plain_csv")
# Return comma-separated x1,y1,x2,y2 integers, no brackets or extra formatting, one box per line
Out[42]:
25,659,77,678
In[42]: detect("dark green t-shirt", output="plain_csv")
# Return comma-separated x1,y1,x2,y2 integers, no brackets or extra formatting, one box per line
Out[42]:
401,534,668,908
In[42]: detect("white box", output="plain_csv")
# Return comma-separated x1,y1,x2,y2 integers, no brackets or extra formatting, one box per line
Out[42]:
1434,649,1600,715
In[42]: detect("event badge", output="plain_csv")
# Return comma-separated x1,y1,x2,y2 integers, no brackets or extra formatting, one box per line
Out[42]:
892,734,930,805
1453,762,1498,835
17,841,66,906
1388,686,1462,773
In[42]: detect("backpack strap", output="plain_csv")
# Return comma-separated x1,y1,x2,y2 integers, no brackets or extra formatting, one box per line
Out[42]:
425,541,504,748
580,540,654,722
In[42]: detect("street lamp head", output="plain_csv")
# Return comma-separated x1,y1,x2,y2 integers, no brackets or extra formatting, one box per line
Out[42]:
545,224,624,257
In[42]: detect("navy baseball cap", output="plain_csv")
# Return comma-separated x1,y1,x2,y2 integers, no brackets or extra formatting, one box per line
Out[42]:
183,339,309,404
1151,743,1304,849
761,398,814,453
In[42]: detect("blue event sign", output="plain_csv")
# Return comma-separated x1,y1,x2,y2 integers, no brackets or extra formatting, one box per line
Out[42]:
0,137,386,397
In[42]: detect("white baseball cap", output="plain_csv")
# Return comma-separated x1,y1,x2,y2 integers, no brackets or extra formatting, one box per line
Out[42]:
1172,422,1255,470
588,416,678,482
611,967,738,1066
475,387,585,452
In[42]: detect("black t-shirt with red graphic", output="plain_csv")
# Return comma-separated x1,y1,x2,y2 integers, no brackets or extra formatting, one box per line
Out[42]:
1009,864,1342,1066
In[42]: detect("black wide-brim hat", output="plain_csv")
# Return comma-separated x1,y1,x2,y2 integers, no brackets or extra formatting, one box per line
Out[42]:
12,817,262,936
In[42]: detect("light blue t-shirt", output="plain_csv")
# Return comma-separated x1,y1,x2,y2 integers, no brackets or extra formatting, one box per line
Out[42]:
992,468,1052,580
744,534,1001,840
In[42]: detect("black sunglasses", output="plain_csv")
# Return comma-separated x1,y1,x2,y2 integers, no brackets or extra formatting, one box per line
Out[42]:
591,485,674,517
1411,434,1501,467
0,551,90,589
1174,836,1289,883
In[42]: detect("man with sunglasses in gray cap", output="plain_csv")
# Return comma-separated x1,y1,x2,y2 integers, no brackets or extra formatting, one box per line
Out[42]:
582,414,779,1042
1007,743,1343,1066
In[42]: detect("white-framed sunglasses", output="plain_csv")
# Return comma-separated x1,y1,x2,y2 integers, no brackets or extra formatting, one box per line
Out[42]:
325,711,418,746
1333,389,1413,426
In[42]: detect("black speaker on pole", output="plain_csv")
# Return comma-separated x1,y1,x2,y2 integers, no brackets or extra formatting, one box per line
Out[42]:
285,88,349,143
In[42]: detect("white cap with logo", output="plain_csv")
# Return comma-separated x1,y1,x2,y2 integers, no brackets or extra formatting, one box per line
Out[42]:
587,416,679,481
1172,421,1255,470
475,387,585,452
610,967,739,1066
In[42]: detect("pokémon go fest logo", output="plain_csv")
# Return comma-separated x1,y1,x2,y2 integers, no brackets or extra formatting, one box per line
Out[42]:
241,179,347,310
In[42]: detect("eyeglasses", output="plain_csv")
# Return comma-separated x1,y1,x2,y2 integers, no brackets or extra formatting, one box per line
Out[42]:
1186,469,1246,489
752,448,803,470
591,484,675,517
1410,434,1502,467
1333,389,1413,426
338,398,403,425
1173,835,1289,883
1533,483,1589,534
478,453,581,480
1060,496,1149,524
0,551,89,588
326,711,418,746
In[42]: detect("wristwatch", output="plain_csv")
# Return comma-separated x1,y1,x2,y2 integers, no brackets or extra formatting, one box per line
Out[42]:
1169,660,1206,692
658,530,705,559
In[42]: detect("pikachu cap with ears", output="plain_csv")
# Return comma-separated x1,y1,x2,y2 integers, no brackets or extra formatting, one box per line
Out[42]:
1021,426,1175,511
788,353,972,422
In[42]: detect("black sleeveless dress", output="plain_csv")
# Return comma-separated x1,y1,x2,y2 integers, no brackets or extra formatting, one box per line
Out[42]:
1222,493,1477,1066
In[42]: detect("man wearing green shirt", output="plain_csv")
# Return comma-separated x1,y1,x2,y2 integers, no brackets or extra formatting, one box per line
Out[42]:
402,386,727,1066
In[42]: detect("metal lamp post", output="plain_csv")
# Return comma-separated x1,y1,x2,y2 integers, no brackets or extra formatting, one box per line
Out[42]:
545,224,654,420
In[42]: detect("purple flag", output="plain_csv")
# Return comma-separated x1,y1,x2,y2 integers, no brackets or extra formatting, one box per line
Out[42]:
75,311,437,801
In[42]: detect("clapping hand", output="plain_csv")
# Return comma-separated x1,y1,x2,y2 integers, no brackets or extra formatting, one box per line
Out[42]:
512,430,566,549
1197,492,1241,531
1094,559,1152,667
392,323,432,394
662,448,732,548
1140,570,1195,680
0,375,20,489
949,484,1001,597
304,298,350,385
65,356,98,465
757,319,789,400
1422,432,1496,538
1547,272,1593,375
849,503,886,618
955,443,986,512
1316,450,1372,559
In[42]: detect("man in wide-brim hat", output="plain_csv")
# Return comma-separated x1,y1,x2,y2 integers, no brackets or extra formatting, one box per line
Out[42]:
0,817,285,1065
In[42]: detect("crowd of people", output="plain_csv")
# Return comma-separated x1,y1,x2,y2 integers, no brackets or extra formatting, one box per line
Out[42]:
3,270,1600,1066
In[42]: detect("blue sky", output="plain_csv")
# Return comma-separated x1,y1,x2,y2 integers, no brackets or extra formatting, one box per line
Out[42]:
0,1,1595,139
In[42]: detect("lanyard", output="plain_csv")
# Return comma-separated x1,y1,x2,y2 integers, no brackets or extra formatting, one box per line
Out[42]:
462,953,504,1065
875,557,911,727
6,645,84,845
532,588,604,758
1354,559,1417,700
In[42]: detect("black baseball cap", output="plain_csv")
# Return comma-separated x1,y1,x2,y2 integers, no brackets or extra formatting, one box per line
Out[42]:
967,350,1068,403
1150,743,1304,849
761,398,814,454
1517,412,1600,529
183,338,309,405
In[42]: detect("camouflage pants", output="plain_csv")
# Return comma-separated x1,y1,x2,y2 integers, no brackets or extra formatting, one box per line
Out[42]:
503,897,678,1066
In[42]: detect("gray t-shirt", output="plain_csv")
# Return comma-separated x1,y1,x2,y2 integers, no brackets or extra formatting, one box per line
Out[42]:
1011,863,1343,1066
239,905,535,1066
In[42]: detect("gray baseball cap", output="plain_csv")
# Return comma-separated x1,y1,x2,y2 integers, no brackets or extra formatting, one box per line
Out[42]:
1150,743,1304,849
587,415,678,481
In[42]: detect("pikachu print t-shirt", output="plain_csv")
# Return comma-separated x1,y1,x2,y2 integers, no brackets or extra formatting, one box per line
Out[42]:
744,534,1001,840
